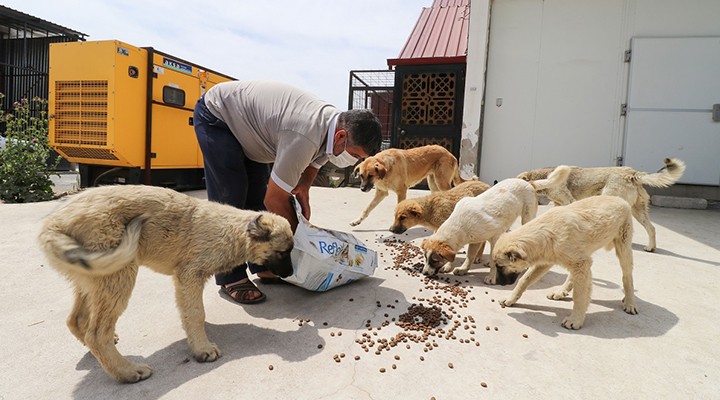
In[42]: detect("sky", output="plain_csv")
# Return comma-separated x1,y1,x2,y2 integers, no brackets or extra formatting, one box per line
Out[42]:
8,0,427,108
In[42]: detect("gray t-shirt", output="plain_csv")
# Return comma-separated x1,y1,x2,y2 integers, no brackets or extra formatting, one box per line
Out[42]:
204,80,337,192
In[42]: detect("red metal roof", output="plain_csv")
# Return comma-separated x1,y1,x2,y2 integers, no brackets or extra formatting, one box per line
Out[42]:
387,0,469,67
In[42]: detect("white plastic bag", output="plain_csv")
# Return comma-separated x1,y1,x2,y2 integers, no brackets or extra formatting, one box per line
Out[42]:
284,196,378,291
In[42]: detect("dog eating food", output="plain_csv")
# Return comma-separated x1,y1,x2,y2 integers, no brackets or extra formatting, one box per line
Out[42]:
38,185,294,382
492,195,638,329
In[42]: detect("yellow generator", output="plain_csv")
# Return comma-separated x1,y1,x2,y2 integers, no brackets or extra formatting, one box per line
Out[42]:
48,40,235,188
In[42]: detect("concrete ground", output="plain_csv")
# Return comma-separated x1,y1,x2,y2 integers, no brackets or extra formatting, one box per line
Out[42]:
1,176,719,399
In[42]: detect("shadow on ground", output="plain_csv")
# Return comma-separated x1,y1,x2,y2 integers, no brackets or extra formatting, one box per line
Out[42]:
502,297,677,339
72,321,322,399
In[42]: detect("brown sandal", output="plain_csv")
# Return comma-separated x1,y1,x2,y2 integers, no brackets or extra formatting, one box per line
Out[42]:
220,280,266,304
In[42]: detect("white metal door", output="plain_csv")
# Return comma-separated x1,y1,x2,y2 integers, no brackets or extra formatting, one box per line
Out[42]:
624,36,720,185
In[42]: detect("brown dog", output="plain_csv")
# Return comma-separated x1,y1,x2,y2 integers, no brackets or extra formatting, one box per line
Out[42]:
38,185,294,383
351,145,461,226
517,158,685,251
390,180,491,234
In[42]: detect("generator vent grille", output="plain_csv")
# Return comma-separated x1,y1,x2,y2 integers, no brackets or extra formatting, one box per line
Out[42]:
53,80,109,147
56,146,119,161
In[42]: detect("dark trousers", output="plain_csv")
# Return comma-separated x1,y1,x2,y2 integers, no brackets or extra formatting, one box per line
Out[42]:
194,95,271,285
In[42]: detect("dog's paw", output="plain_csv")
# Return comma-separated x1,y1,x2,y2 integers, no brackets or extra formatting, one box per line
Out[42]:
349,218,363,227
116,363,153,383
114,333,120,344
623,300,639,315
643,245,655,252
473,256,484,264
452,268,468,276
561,316,584,330
193,343,222,363
440,264,454,274
484,275,497,285
499,298,515,308
547,290,569,300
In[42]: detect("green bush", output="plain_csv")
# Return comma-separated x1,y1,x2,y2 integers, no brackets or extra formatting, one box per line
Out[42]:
0,95,59,203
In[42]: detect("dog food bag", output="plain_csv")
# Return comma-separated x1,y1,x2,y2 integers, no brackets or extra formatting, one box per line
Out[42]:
285,197,378,291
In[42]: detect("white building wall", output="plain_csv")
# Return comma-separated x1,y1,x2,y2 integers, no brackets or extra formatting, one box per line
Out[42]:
459,0,491,180
471,0,720,183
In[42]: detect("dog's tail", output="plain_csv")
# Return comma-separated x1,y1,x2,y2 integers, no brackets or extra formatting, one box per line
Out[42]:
530,165,571,191
636,158,686,188
39,215,147,275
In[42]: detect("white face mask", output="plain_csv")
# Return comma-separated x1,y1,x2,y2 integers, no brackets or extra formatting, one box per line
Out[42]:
328,139,358,168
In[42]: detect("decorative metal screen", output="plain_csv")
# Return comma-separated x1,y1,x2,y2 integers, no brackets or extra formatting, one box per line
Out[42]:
399,136,453,153
400,72,456,126
53,80,109,146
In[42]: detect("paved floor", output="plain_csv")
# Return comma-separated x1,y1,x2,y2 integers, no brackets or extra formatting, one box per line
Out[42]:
1,179,719,399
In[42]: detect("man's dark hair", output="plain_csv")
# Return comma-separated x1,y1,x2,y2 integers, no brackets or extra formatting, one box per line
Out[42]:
338,109,382,156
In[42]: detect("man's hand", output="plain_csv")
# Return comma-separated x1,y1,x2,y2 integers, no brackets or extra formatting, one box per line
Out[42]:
291,185,311,220
292,165,320,220
265,179,299,232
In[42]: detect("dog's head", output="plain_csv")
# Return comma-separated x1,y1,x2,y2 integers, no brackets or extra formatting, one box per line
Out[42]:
353,156,387,192
389,200,424,234
246,213,294,278
491,241,529,286
420,238,456,276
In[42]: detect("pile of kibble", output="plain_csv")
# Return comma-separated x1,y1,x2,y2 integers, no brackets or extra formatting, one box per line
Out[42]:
334,239,504,372
284,238,511,392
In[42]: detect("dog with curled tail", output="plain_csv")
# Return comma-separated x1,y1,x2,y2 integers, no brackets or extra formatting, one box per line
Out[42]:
38,185,294,383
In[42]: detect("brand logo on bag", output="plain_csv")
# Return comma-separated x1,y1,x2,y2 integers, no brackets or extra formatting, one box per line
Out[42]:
354,245,367,253
318,241,342,255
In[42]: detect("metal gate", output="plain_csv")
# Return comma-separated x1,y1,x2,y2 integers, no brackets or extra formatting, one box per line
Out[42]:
348,69,395,149
314,69,395,188
391,63,466,157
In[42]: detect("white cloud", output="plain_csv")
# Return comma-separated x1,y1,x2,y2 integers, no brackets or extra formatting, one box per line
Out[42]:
8,0,425,108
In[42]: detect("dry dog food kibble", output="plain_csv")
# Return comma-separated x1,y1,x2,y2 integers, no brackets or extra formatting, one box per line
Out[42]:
343,239,502,371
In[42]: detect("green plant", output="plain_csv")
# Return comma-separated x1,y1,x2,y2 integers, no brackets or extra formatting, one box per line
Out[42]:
0,94,59,203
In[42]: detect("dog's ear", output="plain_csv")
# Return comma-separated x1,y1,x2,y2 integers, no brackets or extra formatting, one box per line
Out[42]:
352,165,361,179
438,243,456,262
374,162,387,179
247,214,271,241
420,239,430,251
505,248,525,262
407,203,423,217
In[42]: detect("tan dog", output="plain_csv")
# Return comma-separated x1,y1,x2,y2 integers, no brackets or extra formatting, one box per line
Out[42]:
420,166,571,284
517,158,685,252
390,180,491,234
350,145,461,226
37,185,294,383
492,195,638,330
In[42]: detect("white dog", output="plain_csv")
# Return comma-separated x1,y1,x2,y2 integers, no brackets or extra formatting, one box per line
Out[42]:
420,166,571,284
492,195,638,330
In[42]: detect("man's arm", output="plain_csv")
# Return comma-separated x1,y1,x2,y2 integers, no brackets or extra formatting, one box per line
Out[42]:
265,178,299,232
